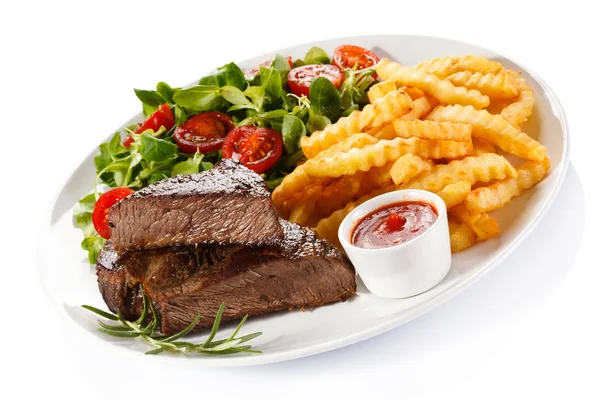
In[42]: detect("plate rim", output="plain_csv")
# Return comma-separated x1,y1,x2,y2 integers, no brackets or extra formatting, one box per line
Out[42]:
36,34,570,367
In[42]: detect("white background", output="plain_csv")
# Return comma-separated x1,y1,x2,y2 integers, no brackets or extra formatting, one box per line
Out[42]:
2,0,599,398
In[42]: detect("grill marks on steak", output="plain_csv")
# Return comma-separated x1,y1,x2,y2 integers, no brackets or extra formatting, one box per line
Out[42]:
97,221,356,334
108,159,283,251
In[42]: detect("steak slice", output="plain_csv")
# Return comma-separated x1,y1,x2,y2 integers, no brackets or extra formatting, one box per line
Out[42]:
108,159,283,252
97,220,356,335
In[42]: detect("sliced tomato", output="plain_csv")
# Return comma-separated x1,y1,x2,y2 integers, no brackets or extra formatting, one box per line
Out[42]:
222,126,283,173
92,187,134,239
287,64,344,97
124,104,175,147
332,45,380,78
245,56,293,80
173,112,235,154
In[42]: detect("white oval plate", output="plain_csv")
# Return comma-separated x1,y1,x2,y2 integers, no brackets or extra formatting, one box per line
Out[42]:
38,35,569,367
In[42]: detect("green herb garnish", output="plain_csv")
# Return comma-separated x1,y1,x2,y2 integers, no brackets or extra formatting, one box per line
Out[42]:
82,289,262,356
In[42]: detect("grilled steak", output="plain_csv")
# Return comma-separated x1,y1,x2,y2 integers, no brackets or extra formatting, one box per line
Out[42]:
97,220,356,334
108,159,283,252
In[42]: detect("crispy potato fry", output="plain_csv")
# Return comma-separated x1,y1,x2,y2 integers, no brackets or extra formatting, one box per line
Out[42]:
375,58,490,109
287,185,324,226
435,180,472,208
450,203,499,241
464,158,551,214
392,120,472,141
501,70,535,127
401,153,517,192
399,95,440,121
272,134,379,208
402,87,425,100
279,177,332,218
448,218,478,253
311,164,394,223
301,90,414,158
426,104,546,161
303,137,473,178
389,154,434,186
368,80,397,103
315,185,396,247
446,71,519,100
414,55,504,79
472,138,496,155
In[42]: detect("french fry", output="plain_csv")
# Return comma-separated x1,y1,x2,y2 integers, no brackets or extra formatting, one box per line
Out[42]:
303,137,473,178
435,180,472,208
272,134,378,208
368,80,397,103
448,218,478,253
301,90,413,158
392,120,472,141
288,185,324,227
450,203,499,241
501,70,535,127
426,104,546,162
446,71,519,100
401,153,517,193
464,158,551,214
414,55,504,79
399,95,440,121
402,87,425,100
279,177,333,218
311,164,394,223
389,154,434,185
472,138,496,155
315,185,396,247
375,58,490,109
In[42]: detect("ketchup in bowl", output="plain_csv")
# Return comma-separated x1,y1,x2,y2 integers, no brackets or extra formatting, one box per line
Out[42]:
351,201,438,249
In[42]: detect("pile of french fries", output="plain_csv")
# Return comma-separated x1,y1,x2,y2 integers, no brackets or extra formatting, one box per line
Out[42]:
272,55,550,253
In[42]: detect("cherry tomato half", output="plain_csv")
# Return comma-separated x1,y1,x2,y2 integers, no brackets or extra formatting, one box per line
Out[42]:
287,64,344,97
222,126,283,173
332,45,380,78
173,111,235,154
245,56,294,80
92,187,134,239
124,104,175,147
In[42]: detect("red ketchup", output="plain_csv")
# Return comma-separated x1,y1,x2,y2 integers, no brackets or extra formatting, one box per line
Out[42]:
351,201,438,249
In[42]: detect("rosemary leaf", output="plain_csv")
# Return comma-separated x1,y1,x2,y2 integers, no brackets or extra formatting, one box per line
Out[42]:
97,320,133,331
162,314,201,343
202,303,225,347
82,305,119,321
99,328,140,338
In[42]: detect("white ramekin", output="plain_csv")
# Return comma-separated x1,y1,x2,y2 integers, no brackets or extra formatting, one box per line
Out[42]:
338,190,452,298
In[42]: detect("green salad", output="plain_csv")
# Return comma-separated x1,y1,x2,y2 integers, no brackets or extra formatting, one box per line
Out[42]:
74,45,380,264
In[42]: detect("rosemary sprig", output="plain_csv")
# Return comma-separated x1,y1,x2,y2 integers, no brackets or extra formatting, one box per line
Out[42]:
82,289,262,356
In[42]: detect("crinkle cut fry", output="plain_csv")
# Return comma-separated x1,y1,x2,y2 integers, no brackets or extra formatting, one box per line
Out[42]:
400,153,517,193
272,134,378,208
389,154,434,186
392,119,472,141
500,70,535,127
303,137,473,178
446,71,519,100
426,104,546,162
435,180,472,209
300,90,413,158
450,203,499,241
464,158,551,214
448,218,478,253
414,55,504,79
375,58,490,109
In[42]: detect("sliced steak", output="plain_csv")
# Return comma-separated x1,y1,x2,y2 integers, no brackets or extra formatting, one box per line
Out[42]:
97,220,356,334
108,159,283,251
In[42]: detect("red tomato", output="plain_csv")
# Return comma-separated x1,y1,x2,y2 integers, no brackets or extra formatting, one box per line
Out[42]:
92,187,134,239
332,45,380,78
222,126,283,173
244,56,293,80
173,112,235,154
287,64,344,97
124,104,175,147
